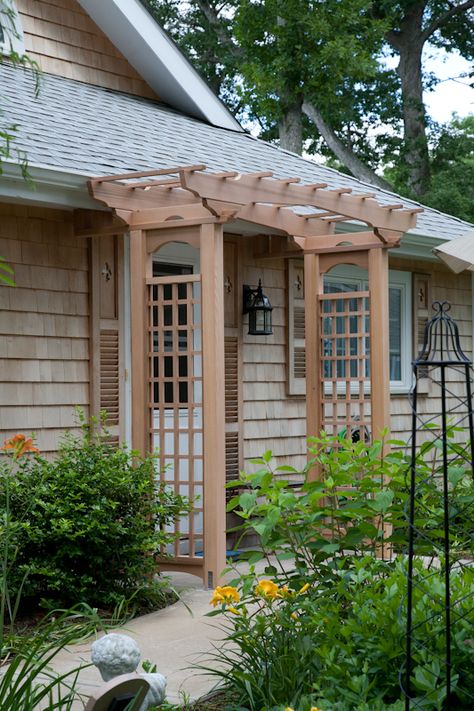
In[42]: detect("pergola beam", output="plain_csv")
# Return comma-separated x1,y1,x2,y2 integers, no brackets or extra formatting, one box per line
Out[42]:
179,170,419,232
294,230,402,254
89,165,422,238
89,180,201,212
235,203,332,237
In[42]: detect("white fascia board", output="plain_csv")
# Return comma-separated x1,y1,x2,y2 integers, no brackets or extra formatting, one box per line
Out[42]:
334,221,446,260
77,0,242,132
396,234,446,260
0,162,105,210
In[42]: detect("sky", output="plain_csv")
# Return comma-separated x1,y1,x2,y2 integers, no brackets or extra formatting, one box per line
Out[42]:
423,50,473,123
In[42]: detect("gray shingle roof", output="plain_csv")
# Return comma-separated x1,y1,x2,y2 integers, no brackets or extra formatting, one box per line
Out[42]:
2,64,472,240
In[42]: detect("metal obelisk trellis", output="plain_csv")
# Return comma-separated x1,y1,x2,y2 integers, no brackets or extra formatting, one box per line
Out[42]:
403,301,474,709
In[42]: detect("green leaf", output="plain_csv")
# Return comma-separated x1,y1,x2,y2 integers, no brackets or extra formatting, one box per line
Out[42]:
370,490,394,513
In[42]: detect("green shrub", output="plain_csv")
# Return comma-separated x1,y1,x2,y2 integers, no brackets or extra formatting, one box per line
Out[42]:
213,434,474,710
0,424,189,610
227,433,473,585
208,560,473,711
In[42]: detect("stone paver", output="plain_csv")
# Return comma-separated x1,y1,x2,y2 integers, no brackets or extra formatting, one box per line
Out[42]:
49,572,226,708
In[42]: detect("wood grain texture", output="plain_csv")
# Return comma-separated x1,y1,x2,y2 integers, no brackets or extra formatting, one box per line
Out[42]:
200,222,227,586
0,204,90,453
241,243,307,471
240,246,472,473
17,0,158,98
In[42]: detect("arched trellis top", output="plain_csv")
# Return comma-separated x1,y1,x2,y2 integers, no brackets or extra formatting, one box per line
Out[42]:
82,163,423,584
86,164,422,252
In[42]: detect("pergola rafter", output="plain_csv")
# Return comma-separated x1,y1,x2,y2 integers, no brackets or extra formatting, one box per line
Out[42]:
88,164,423,251
84,163,423,583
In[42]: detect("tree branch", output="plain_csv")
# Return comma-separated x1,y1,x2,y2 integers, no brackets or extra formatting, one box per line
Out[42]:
422,0,474,43
302,100,393,191
195,1,243,59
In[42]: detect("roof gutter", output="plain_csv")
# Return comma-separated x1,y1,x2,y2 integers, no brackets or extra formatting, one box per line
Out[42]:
0,162,448,258
0,162,105,211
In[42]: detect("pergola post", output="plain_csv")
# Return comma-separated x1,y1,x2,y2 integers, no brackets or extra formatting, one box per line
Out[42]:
129,229,148,455
304,253,324,481
200,221,227,588
368,247,391,443
87,167,419,579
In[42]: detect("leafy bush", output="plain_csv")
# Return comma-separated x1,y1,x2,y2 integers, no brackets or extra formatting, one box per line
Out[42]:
213,434,474,710
0,424,189,610
227,433,473,585
209,560,474,710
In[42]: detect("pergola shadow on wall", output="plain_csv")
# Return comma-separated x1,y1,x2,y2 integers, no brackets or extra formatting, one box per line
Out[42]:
84,165,421,587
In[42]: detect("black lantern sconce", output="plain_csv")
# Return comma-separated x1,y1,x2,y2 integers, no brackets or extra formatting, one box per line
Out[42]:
243,279,273,336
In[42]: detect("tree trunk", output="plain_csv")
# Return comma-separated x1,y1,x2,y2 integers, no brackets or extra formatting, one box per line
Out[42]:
387,2,431,197
278,99,303,155
302,100,393,190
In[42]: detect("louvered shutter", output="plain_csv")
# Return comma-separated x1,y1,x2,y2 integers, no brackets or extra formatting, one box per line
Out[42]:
288,260,306,395
90,235,122,444
100,329,120,425
223,240,242,494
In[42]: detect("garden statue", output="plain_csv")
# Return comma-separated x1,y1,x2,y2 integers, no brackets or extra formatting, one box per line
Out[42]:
91,633,166,710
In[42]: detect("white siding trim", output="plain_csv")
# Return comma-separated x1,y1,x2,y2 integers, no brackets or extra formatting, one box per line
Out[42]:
472,272,474,362
77,0,241,131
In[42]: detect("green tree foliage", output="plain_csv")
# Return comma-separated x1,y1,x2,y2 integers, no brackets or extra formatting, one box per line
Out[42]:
386,114,474,221
144,1,474,204
423,114,474,222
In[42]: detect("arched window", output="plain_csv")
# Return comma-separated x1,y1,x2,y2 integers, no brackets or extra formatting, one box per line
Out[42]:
0,1,25,56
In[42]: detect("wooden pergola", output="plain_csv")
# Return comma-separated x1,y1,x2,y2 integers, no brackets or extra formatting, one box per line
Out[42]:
84,164,421,586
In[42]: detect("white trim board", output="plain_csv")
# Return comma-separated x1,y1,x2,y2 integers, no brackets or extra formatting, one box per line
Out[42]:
0,162,102,210
76,0,241,131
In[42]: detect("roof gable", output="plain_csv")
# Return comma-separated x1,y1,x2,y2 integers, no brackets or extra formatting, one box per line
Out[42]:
76,0,241,130
17,0,157,98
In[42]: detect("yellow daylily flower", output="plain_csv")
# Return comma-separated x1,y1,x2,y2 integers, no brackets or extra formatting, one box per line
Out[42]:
255,579,280,600
210,585,240,607
284,707,295,711
299,582,310,594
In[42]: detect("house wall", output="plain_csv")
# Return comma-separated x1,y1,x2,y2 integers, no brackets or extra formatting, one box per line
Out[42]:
239,246,472,473
241,243,307,472
17,0,158,98
389,255,472,444
0,204,90,453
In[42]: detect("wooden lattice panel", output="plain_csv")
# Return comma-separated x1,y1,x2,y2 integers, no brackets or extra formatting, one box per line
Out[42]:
147,275,204,561
319,291,371,441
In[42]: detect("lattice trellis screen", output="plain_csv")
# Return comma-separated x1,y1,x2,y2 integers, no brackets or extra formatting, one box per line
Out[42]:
319,290,371,441
147,275,204,564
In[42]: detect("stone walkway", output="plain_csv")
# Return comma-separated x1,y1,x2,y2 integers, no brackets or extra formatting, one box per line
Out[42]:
49,572,226,709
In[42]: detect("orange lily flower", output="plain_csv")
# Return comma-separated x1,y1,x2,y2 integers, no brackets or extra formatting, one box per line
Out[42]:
2,433,39,459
